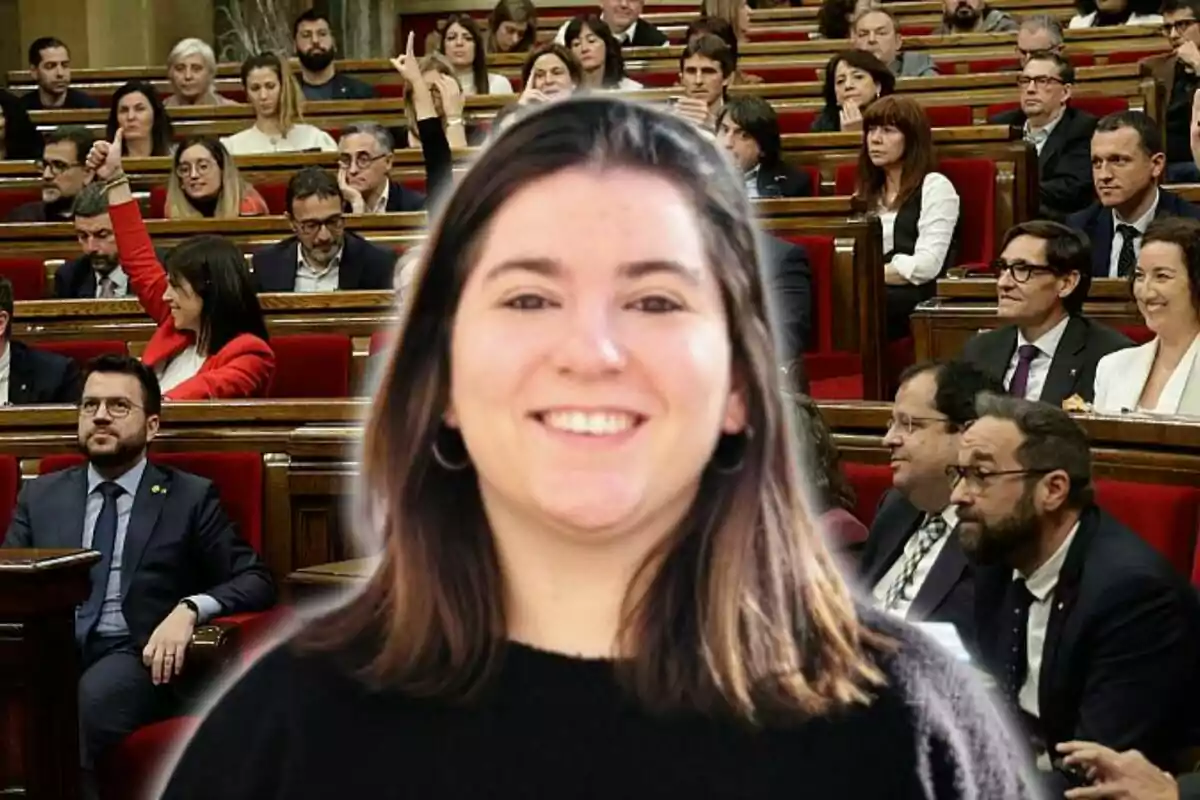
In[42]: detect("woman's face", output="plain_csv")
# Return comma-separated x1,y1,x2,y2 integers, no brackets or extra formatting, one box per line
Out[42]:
176,144,222,201
571,25,607,72
530,54,576,96
737,0,752,37
117,91,154,141
495,20,529,51
171,54,212,100
834,60,879,107
866,123,906,168
162,274,203,333
447,166,746,540
246,67,281,119
1134,241,1200,336
443,22,477,69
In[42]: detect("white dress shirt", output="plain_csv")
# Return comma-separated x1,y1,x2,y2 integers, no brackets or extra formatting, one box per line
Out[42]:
1003,315,1071,401
0,340,10,406
1107,190,1159,278
366,181,390,215
1024,108,1065,156
95,266,130,298
879,172,961,285
222,124,337,156
295,244,343,293
157,344,206,393
872,505,959,619
555,17,667,46
1017,523,1079,721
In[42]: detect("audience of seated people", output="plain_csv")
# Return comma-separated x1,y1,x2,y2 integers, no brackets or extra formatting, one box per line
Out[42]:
852,6,938,78
7,125,94,222
961,220,1134,406
1069,0,1162,27
554,0,670,47
293,8,375,101
1067,111,1200,278
810,49,895,132
1094,216,1200,414
1,354,276,799
488,0,538,53
0,277,82,403
855,95,962,340
1149,0,1200,181
565,14,644,90
937,0,1019,33
21,36,99,110
222,52,337,156
672,34,734,131
716,96,813,198
0,90,43,161
166,137,269,219
107,81,174,158
990,53,1097,221
440,14,514,96
164,38,237,107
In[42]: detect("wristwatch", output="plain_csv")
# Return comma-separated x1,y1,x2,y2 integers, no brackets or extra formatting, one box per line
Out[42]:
179,598,200,619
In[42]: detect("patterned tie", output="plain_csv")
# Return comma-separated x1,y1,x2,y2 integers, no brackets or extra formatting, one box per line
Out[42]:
883,515,950,612
76,481,124,645
1002,578,1037,703
1115,224,1140,278
98,276,116,299
1008,344,1040,399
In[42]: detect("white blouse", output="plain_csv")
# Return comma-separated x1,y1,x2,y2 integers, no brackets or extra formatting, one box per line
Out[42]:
1067,11,1162,27
878,172,961,286
221,124,337,156
157,344,206,393
1094,334,1200,415
457,71,514,96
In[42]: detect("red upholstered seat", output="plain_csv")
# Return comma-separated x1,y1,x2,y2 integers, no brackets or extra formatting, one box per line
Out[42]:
938,158,996,266
1106,50,1163,65
796,165,820,196
268,334,353,399
986,101,1020,120
0,257,48,300
0,455,19,536
376,83,405,99
0,187,43,219
778,108,817,134
785,234,835,354
834,163,855,196
96,716,201,800
900,25,933,35
748,66,818,83
752,28,810,42
810,373,863,400
968,57,1019,74
34,340,128,369
1118,324,1154,344
148,186,167,219
401,176,428,195
368,330,394,356
1095,480,1200,576
635,70,678,88
925,105,973,127
255,183,288,215
1072,97,1129,119
842,461,894,527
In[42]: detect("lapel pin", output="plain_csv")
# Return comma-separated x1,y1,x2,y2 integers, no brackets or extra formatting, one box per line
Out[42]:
150,484,166,495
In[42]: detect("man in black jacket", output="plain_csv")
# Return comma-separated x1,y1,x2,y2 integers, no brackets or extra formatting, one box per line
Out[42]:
293,9,374,101
253,167,396,293
989,53,1096,220
0,277,81,404
716,96,813,199
959,220,1132,406
554,0,670,46
337,124,425,213
7,126,95,222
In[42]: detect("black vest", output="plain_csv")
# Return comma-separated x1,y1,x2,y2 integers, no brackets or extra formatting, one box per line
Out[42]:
884,180,960,282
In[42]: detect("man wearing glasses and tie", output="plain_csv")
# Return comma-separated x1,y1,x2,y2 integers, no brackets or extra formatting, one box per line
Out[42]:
6,125,95,222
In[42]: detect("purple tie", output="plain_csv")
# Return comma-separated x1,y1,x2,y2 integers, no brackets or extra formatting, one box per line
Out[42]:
1008,344,1040,399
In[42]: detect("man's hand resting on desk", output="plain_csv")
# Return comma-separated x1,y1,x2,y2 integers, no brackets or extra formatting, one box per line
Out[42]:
1057,741,1180,800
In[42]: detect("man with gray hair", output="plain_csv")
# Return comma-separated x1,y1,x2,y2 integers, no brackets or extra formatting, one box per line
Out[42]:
336,122,426,214
852,7,937,77
1016,14,1065,64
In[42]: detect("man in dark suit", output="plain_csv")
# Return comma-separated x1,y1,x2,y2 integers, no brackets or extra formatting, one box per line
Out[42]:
1066,111,1200,277
6,125,95,222
292,9,374,101
337,123,425,214
253,166,396,293
1144,0,1200,182
955,395,1200,794
555,0,669,46
0,276,81,404
2,355,275,795
989,53,1096,220
54,183,136,300
716,96,813,199
960,220,1133,406
857,360,1004,642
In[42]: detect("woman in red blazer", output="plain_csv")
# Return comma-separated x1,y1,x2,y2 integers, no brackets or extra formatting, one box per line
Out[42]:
86,131,275,400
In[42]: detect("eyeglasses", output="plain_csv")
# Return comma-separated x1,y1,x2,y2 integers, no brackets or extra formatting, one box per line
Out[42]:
990,259,1059,283
886,413,950,436
175,160,217,178
294,215,345,236
37,158,81,175
1162,19,1198,35
946,465,1053,492
337,152,388,170
1017,75,1066,89
79,397,142,418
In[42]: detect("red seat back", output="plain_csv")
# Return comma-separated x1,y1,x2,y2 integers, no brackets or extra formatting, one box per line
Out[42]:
986,101,1020,120
33,340,128,369
1072,96,1128,119
38,451,264,552
634,70,678,88
0,258,47,300
752,28,810,43
938,157,996,265
148,186,167,219
785,235,834,353
1118,324,1154,344
368,330,394,356
749,66,818,83
1105,50,1163,65
834,162,856,196
797,165,820,197
968,57,1019,73
778,108,818,134
1095,480,1200,576
0,456,19,536
256,183,288,215
926,105,973,127
0,187,42,220
842,461,893,527
268,333,352,398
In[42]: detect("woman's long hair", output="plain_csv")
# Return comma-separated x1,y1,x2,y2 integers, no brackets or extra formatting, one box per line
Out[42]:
441,14,491,96
301,97,886,724
402,53,459,141
163,235,268,355
854,95,936,212
240,52,303,135
166,137,247,219
106,81,174,157
788,393,857,514
487,0,537,52
0,90,41,160
564,15,628,89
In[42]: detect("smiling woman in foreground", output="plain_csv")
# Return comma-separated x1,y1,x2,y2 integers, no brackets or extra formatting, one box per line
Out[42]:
157,98,1039,799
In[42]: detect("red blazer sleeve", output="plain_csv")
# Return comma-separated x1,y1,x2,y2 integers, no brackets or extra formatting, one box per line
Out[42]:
110,199,174,327
165,334,276,401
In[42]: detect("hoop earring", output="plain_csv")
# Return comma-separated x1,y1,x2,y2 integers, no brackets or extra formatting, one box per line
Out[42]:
432,426,471,471
711,426,753,474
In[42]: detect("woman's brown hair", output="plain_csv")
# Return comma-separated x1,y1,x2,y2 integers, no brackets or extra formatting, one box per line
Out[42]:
166,137,250,220
487,0,537,53
302,97,886,723
441,14,491,96
853,94,936,212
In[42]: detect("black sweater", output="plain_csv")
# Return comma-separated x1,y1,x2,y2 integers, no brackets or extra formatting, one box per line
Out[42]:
160,612,1042,799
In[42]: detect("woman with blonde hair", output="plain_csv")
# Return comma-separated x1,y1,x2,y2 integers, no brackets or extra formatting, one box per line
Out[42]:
166,137,268,219
401,51,468,150
222,52,336,155
164,38,237,107
159,97,1038,800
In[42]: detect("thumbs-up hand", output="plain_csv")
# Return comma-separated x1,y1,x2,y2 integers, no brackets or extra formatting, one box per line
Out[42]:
87,129,124,182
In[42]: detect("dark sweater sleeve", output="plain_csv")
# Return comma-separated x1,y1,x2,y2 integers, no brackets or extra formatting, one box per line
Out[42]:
416,116,453,209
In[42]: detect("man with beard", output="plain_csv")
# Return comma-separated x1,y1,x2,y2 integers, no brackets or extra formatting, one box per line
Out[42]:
2,355,275,798
54,184,131,299
0,276,81,404
857,360,1003,642
7,126,95,222
293,9,374,101
936,0,1018,34
253,166,396,292
953,393,1200,794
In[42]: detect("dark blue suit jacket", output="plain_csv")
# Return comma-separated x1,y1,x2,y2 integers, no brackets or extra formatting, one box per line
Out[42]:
2,460,275,646
1065,188,1200,276
251,231,395,293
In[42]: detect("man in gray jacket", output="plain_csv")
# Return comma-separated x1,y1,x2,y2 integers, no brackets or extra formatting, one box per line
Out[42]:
852,8,937,78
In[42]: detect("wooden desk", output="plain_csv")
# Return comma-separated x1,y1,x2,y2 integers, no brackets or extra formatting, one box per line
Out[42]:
285,557,376,605
0,549,99,799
